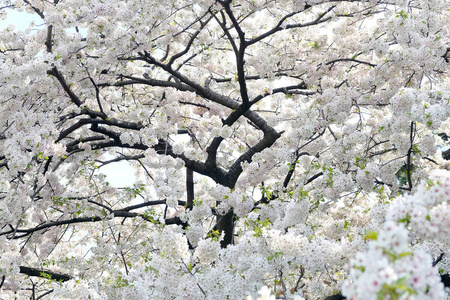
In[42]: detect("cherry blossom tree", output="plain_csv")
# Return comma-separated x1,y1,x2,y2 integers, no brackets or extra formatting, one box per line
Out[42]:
1,0,449,298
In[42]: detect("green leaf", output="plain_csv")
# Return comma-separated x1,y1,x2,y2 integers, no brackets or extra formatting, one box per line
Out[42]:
398,252,413,258
364,231,378,241
353,265,365,272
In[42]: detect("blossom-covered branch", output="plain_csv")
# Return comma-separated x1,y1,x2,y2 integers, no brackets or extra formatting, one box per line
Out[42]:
0,0,449,299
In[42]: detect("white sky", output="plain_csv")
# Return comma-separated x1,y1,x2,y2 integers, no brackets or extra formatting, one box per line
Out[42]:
0,9,42,30
98,154,142,187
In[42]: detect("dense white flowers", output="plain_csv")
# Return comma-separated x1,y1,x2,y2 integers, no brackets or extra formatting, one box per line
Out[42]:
0,0,449,298
386,170,450,242
119,132,133,145
194,238,221,265
52,280,107,300
247,285,305,300
343,222,445,300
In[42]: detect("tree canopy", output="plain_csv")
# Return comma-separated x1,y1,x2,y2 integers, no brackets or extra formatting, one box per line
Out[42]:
0,0,449,299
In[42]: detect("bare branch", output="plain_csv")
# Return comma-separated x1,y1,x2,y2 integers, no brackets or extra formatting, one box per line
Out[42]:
47,67,83,107
19,266,72,282
325,57,376,67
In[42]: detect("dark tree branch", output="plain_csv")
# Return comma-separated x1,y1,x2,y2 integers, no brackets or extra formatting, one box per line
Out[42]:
442,274,450,288
168,15,214,66
96,154,145,167
19,266,72,282
213,209,235,248
211,10,239,55
227,129,281,187
283,152,309,188
433,252,445,267
250,82,311,105
443,148,450,160
47,67,83,107
305,172,324,185
65,136,107,151
56,118,102,142
22,0,45,19
0,161,7,169
405,122,416,191
186,168,194,210
374,179,411,191
87,73,104,114
2,203,190,239
211,72,303,83
36,289,54,299
219,2,250,108
121,199,186,212
325,57,376,67
442,47,450,63
59,108,106,122
45,25,53,53
324,295,346,300
247,4,339,47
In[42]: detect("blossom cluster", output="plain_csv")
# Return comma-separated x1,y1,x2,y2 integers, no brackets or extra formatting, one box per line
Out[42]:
343,222,445,300
386,169,450,243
